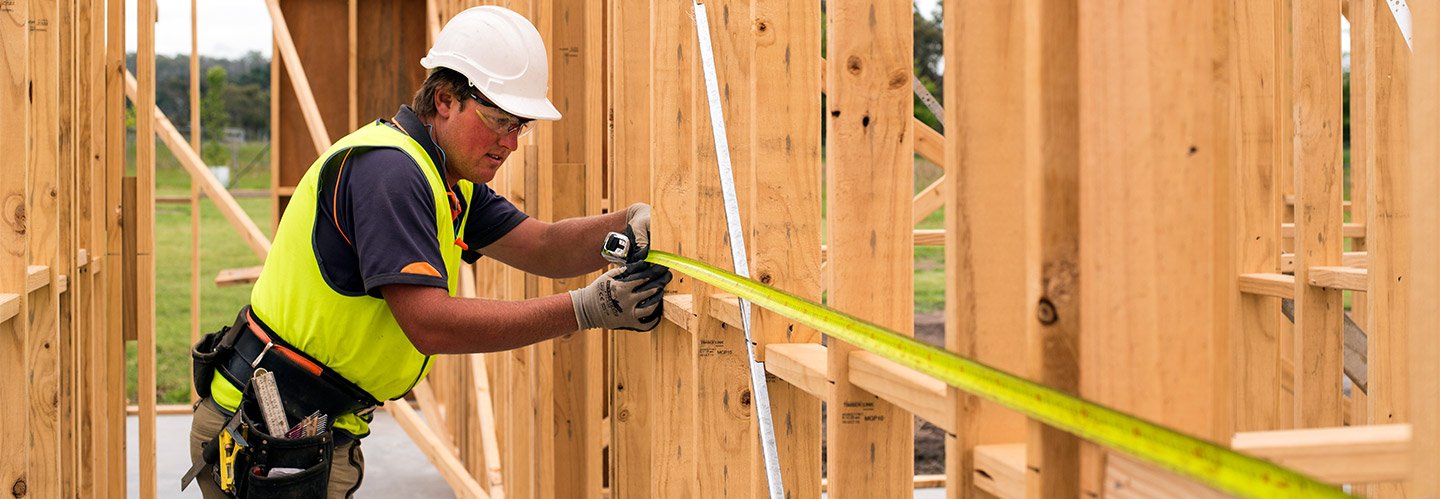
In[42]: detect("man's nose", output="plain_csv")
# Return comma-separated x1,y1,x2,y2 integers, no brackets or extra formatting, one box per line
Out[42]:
500,131,520,151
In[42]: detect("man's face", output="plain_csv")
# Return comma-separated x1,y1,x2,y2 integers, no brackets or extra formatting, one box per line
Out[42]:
431,89,523,185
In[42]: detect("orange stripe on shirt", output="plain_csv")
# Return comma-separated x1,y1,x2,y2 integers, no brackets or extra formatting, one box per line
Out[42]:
332,149,355,246
401,261,442,277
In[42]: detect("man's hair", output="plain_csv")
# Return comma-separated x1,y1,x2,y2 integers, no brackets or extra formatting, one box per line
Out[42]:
412,67,472,118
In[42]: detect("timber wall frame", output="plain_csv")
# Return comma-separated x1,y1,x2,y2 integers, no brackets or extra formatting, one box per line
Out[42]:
5,0,1440,498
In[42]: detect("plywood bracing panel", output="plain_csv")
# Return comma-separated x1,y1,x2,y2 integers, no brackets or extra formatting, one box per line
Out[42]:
943,0,1028,496
1078,0,1234,494
354,0,427,125
825,0,914,496
273,0,347,220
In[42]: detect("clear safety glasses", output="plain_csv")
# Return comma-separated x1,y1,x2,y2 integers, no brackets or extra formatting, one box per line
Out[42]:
468,90,534,138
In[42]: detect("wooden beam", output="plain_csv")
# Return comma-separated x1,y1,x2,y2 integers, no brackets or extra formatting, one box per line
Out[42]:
1102,453,1228,498
704,294,740,330
1357,0,1412,495
848,352,950,433
607,0,654,494
468,355,504,498
386,400,490,499
749,0,824,486
27,265,51,294
912,177,944,226
1290,0,1346,429
123,72,272,259
762,343,828,399
1079,0,1234,495
1239,274,1295,302
263,0,332,157
1279,251,1366,272
0,0,31,489
1231,0,1283,435
214,266,263,287
826,0,914,494
973,444,1026,499
102,0,126,493
818,58,946,170
661,294,697,332
1409,0,1440,491
913,230,944,247
1280,222,1364,239
136,0,159,494
1230,424,1411,484
1307,266,1368,291
0,294,17,324
1028,0,1084,494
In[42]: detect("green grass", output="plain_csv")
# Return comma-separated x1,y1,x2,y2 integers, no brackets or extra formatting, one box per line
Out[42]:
126,138,272,404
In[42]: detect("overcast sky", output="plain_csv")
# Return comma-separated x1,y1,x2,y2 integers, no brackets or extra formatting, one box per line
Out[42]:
126,0,272,58
131,0,946,59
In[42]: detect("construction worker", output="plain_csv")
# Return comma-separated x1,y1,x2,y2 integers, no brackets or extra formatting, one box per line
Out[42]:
183,6,671,497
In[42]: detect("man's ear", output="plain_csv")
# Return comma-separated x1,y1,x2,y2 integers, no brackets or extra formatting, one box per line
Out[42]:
435,90,460,120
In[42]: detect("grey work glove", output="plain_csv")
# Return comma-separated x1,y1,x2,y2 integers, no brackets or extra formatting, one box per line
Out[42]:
623,203,651,263
569,260,673,331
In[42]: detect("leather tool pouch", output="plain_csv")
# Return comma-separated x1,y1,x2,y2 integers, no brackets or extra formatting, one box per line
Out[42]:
221,382,336,498
191,309,249,401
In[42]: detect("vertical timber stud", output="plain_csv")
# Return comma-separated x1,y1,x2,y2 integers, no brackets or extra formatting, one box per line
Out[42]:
1275,0,1297,423
548,0,600,493
1409,0,1440,495
944,0,1028,496
1024,0,1081,495
189,0,201,405
608,0,653,495
55,0,78,493
747,0,822,495
28,0,62,494
1078,0,1234,492
137,0,159,495
1347,0,1371,437
0,0,31,497
825,0,913,496
1290,0,1345,429
1361,0,1411,496
103,0,126,492
649,0,697,496
1233,0,1282,433
693,0,758,495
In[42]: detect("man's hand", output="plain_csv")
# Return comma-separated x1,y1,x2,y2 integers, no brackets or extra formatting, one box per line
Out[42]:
569,260,673,331
623,203,651,262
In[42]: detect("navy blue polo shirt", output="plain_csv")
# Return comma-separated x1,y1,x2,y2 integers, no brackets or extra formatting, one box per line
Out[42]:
313,105,528,298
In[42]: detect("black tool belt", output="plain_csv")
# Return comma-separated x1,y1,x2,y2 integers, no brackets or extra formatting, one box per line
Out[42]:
184,305,381,495
192,305,381,429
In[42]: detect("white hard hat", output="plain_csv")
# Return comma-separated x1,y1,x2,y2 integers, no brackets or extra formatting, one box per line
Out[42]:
421,6,561,121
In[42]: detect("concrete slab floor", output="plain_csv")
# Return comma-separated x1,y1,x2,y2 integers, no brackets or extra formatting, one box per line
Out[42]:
127,409,454,498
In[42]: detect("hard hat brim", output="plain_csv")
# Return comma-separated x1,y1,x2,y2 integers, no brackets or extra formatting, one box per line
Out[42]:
486,92,562,122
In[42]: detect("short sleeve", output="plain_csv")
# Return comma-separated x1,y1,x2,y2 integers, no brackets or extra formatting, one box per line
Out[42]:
459,183,528,263
339,148,450,297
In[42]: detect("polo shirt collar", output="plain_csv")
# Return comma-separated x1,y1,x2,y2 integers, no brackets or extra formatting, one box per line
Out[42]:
390,105,447,180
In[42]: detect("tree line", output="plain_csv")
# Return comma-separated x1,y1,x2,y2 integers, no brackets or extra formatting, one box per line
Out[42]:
126,51,270,143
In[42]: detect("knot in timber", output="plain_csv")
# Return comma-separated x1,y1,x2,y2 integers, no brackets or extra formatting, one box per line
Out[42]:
11,478,26,498
5,194,26,236
846,55,863,75
1036,298,1058,326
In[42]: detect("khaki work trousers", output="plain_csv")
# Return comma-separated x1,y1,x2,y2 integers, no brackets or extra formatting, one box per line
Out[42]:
188,398,364,498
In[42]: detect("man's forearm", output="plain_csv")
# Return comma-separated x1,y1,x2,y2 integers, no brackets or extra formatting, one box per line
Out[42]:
535,210,628,276
403,292,580,354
